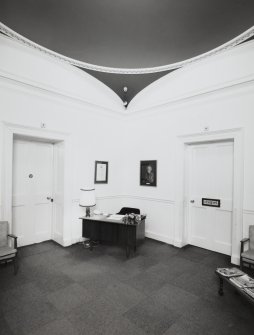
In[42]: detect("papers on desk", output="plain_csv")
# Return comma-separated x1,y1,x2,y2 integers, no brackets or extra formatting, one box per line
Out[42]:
108,214,125,221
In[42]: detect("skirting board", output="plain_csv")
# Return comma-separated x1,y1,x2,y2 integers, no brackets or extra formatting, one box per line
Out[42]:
54,234,85,247
231,255,240,266
145,231,173,245
62,238,75,247
62,237,85,247
64,232,174,248
52,232,64,246
62,233,240,266
173,239,188,248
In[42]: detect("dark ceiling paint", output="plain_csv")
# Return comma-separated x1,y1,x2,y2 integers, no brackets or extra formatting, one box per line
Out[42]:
1,0,254,68
81,68,175,104
0,0,253,101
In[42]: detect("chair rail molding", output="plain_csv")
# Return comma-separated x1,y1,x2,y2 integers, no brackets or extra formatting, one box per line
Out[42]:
243,209,254,215
72,194,175,205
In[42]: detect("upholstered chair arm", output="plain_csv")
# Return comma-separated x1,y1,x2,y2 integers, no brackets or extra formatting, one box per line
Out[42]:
240,237,250,253
8,234,18,249
8,234,17,239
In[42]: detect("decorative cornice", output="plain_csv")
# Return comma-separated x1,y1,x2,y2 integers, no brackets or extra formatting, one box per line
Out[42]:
0,21,254,75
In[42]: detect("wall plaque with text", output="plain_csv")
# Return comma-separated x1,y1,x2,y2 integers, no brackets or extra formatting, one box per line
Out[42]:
202,198,220,208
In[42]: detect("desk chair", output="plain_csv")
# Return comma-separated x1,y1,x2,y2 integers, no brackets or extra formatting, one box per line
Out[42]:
240,225,254,270
0,221,18,274
117,207,140,215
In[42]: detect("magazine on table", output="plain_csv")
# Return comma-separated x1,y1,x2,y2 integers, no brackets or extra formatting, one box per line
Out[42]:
230,274,254,288
216,267,244,278
243,287,254,299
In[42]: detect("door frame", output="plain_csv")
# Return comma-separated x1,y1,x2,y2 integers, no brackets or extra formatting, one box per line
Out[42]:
185,140,234,255
2,122,69,244
174,128,244,265
13,137,55,246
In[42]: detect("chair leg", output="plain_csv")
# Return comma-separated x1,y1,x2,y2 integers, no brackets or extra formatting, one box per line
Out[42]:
13,257,18,275
240,257,243,270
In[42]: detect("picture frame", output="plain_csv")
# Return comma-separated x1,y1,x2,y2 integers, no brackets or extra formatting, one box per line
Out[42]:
94,161,108,184
140,160,157,187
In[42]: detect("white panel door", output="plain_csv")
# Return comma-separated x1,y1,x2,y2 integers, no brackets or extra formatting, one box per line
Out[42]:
187,141,234,255
12,139,54,246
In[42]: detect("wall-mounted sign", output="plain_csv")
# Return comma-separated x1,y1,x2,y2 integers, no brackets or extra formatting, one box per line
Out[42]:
202,198,220,208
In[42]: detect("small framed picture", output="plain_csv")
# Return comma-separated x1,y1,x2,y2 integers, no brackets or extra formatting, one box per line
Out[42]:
140,160,157,187
94,161,108,184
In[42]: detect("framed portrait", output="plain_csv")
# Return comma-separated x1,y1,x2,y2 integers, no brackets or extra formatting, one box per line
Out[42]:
94,161,108,184
140,160,157,186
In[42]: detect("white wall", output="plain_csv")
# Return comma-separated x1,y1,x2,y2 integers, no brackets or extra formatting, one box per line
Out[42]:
128,40,254,113
0,34,123,113
122,40,254,262
1,33,254,262
0,34,124,246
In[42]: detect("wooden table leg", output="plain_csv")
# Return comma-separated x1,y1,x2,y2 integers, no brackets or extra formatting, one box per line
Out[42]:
126,245,130,258
89,221,95,251
218,277,224,296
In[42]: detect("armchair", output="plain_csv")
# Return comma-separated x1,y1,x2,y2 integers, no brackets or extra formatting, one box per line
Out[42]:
240,225,254,270
0,221,18,274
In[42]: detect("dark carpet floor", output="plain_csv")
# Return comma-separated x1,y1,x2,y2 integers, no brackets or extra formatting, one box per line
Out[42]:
0,239,254,335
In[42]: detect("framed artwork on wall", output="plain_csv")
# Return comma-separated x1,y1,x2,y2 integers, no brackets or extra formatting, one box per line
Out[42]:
140,160,157,186
94,161,108,184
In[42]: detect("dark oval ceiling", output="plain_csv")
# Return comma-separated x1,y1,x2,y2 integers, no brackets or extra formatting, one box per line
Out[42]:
0,0,254,103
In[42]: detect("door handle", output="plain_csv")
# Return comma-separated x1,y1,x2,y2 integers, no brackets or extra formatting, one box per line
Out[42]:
47,197,54,202
190,200,195,203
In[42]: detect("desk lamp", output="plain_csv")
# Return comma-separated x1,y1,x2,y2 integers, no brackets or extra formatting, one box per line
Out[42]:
79,188,96,217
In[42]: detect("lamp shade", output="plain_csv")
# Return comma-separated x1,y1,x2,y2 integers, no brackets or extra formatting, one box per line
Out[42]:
79,188,96,207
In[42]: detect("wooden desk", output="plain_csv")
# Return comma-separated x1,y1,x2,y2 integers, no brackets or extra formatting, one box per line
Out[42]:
80,215,145,258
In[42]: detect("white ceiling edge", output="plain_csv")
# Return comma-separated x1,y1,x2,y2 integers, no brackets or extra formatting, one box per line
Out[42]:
0,21,254,75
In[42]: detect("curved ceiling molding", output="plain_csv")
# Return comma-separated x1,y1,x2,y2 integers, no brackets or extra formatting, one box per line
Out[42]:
0,21,254,75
